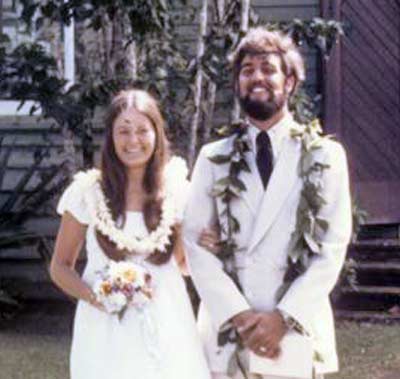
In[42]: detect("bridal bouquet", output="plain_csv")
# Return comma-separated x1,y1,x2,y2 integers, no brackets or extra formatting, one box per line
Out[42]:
93,261,153,319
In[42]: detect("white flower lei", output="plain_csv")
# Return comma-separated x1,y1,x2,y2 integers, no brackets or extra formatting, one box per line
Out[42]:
74,156,188,256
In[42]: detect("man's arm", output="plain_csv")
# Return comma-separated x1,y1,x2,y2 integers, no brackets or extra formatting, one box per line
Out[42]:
277,141,352,333
183,145,250,331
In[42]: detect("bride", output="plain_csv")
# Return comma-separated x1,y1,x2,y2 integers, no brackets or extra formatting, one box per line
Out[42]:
50,89,212,379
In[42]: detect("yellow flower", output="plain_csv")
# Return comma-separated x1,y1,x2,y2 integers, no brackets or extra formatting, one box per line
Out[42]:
122,268,137,283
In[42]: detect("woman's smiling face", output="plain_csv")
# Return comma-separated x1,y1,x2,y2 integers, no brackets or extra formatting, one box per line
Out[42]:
112,107,156,170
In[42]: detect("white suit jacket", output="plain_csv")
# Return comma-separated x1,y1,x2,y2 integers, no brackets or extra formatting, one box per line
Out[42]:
183,116,352,375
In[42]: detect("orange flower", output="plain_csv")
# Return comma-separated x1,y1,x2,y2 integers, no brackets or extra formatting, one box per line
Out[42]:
100,281,112,295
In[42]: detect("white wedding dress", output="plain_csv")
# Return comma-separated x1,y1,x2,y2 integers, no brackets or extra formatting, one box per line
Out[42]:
57,178,211,379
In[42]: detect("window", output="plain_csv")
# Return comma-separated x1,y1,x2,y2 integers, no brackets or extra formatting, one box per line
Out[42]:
0,0,75,115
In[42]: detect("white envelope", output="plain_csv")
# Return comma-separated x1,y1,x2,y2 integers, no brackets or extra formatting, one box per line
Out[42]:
249,331,314,379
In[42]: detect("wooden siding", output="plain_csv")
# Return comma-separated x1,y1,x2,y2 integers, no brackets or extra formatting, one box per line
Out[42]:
322,0,400,224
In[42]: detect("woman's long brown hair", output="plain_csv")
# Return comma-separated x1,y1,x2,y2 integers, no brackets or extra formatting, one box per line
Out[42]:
95,89,176,265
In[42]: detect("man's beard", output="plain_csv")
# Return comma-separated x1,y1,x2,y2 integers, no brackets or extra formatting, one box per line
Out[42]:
239,91,286,121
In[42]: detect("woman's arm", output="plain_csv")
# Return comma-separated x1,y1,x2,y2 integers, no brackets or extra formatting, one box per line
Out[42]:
50,212,103,310
172,225,189,276
174,226,221,276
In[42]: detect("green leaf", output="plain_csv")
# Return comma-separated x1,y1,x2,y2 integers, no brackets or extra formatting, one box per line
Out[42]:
304,232,321,254
40,2,57,18
209,154,231,164
239,159,251,173
35,17,45,31
215,125,235,137
217,326,237,347
90,15,103,30
210,186,227,197
214,177,232,188
0,33,10,44
219,208,227,217
299,251,311,268
275,281,292,302
314,162,330,170
316,217,329,232
314,350,325,363
215,185,241,201
219,242,235,259
227,350,239,377
221,191,233,203
231,177,246,192
290,128,303,138
288,243,306,262
229,216,240,233
227,186,241,198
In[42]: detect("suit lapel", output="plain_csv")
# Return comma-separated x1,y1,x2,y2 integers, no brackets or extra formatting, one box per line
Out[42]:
237,151,263,215
247,134,301,253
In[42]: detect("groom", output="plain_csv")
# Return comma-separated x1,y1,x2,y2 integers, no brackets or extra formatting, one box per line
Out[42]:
183,28,352,379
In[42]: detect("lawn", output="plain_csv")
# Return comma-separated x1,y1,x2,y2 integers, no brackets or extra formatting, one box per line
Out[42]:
0,303,71,379
0,303,399,379
330,321,400,379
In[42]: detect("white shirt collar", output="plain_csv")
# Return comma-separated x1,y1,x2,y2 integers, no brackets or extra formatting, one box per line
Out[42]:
246,113,294,163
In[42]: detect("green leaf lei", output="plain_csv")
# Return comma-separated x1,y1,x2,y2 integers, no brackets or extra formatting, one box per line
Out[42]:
208,118,331,353
208,121,251,293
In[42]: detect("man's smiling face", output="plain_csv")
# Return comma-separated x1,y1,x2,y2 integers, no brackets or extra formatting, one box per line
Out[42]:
238,53,291,121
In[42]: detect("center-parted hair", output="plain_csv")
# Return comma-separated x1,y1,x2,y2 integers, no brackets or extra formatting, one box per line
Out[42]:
230,27,306,95
96,89,175,265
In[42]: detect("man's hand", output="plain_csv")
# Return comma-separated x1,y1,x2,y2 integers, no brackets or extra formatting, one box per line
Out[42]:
198,227,221,255
231,310,287,359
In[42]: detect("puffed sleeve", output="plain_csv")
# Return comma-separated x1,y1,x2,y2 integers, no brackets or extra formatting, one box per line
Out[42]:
174,178,190,223
164,156,190,224
57,176,91,225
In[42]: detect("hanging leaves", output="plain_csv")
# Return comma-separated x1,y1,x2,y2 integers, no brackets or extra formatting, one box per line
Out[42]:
276,120,332,300
208,120,249,293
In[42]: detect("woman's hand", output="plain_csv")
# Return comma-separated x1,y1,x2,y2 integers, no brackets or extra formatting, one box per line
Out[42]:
84,288,107,312
198,227,221,254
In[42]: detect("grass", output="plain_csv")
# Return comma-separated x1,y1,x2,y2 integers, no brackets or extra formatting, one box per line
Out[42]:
0,303,399,379
0,302,71,379
329,321,400,379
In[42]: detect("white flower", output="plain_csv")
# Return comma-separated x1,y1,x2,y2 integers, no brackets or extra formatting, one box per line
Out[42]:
108,261,128,281
77,156,188,256
103,292,127,314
